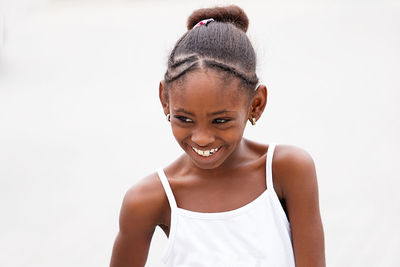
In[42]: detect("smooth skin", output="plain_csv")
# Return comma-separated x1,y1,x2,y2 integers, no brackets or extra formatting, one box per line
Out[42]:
110,69,325,267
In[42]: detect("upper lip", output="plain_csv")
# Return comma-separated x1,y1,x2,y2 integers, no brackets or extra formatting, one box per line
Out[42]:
191,146,220,151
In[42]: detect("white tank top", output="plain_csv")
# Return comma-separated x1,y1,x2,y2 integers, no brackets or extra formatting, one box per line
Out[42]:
156,143,295,267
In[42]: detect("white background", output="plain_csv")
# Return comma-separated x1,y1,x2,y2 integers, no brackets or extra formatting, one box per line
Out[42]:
0,0,399,266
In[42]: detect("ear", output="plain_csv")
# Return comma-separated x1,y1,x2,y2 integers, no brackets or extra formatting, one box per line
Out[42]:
247,84,267,122
159,80,169,115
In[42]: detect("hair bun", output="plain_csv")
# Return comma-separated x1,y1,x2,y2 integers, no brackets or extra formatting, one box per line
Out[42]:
187,5,249,32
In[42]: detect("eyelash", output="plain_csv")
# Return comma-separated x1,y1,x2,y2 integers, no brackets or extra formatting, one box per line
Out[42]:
176,116,193,123
175,116,231,124
213,118,230,124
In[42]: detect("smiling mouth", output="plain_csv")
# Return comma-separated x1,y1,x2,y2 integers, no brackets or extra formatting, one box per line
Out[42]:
191,146,220,157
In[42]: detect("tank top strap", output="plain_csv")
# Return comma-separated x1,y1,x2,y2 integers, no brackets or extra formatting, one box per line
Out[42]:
266,143,278,191
156,168,177,210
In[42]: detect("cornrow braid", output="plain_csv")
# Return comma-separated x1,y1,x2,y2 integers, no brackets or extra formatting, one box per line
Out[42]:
164,55,258,88
204,59,258,86
170,54,199,69
165,61,200,83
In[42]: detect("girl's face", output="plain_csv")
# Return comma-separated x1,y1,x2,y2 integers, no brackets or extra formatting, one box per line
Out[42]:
165,69,253,170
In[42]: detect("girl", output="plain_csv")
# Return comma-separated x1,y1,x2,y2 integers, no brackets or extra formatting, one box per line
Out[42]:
110,5,325,267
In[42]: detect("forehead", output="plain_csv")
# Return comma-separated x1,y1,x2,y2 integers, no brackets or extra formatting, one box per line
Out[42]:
168,69,248,111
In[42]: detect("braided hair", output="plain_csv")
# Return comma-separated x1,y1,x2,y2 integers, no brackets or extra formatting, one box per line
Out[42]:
164,5,259,96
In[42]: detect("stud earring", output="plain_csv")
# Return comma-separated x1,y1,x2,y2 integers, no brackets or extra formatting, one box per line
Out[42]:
166,114,171,122
250,117,256,126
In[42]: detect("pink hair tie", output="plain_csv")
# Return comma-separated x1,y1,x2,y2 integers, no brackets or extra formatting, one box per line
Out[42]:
193,18,214,29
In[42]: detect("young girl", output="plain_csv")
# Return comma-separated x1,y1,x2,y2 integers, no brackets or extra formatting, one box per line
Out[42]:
110,5,325,267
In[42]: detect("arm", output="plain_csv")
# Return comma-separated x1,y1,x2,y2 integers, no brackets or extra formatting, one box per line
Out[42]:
110,175,165,267
274,145,326,267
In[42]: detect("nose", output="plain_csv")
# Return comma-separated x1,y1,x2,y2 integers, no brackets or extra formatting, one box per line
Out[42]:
191,127,215,147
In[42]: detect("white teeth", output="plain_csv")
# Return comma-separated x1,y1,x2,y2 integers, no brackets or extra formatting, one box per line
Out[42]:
192,147,219,157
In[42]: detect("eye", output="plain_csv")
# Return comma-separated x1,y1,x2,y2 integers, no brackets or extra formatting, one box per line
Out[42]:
175,116,194,123
213,118,231,124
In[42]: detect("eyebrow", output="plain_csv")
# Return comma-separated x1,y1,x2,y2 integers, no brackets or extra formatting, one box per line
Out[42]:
173,108,234,116
210,110,232,116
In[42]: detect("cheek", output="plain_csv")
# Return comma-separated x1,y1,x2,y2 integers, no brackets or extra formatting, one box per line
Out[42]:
171,124,189,141
228,126,246,142
218,122,247,143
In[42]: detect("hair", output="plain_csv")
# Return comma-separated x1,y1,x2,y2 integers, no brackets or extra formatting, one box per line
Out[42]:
164,5,258,96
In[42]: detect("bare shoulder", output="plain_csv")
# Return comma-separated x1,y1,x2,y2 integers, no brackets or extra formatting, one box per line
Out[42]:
272,144,318,199
274,144,315,168
119,172,167,234
110,173,167,266
272,145,326,266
